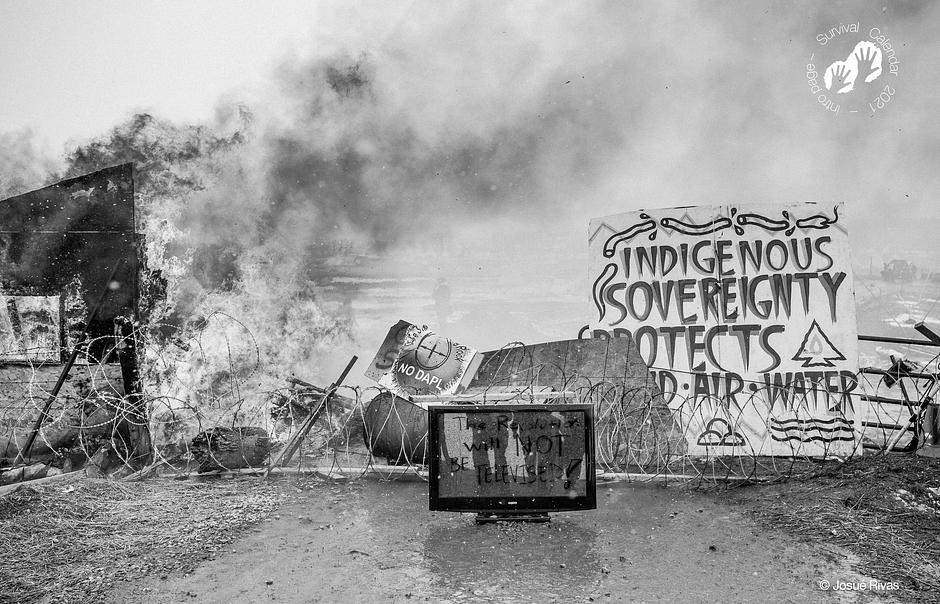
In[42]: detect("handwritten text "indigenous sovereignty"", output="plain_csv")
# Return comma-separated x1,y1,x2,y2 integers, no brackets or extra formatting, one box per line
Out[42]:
603,236,846,325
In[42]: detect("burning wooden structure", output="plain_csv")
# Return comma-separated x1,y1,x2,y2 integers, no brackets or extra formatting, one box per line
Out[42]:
0,164,150,479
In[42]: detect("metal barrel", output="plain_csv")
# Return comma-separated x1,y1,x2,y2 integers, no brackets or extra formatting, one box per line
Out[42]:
362,392,429,465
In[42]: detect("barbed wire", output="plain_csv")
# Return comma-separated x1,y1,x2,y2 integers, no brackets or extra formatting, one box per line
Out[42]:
0,314,936,486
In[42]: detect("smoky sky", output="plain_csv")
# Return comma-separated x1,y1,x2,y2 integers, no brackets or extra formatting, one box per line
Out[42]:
3,2,939,257
1,1,939,380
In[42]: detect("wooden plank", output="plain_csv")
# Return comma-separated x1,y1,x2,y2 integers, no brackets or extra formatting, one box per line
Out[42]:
561,339,588,386
499,346,528,385
531,339,569,389
266,356,357,473
411,390,573,403
604,337,631,383
512,344,546,384
563,339,609,384
477,346,525,387
468,348,510,388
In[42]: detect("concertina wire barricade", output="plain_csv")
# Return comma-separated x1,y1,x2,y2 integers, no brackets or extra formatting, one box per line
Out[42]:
0,312,935,485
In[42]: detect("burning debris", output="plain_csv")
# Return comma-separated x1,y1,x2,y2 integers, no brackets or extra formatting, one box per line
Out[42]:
190,427,272,473
0,163,939,489
0,39,673,482
0,166,149,483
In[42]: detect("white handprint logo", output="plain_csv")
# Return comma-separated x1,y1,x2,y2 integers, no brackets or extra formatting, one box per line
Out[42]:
806,22,901,116
854,42,882,83
824,41,882,94
824,60,856,94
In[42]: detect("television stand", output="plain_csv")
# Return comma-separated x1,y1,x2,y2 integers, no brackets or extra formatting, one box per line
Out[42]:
475,512,550,524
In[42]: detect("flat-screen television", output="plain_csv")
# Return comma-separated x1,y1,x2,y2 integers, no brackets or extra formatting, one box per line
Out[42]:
427,404,596,513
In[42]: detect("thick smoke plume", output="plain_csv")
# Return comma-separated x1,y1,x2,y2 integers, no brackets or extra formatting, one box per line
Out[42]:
48,35,633,361
6,37,631,442
0,130,59,200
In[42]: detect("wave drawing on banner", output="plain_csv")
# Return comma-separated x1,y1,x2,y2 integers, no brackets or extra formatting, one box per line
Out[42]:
770,417,855,443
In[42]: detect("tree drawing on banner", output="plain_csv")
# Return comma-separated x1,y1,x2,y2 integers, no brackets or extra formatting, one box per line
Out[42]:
792,320,846,368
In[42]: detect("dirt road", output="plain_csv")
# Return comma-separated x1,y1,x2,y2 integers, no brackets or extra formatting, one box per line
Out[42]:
108,480,881,603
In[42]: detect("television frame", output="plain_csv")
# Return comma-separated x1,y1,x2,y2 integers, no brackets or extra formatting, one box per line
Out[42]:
427,403,596,514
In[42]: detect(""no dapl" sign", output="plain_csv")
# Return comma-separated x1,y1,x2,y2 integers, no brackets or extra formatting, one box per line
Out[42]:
588,203,861,457
365,320,481,402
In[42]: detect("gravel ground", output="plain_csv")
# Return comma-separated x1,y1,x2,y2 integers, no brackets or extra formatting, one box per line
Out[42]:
107,478,868,603
731,453,940,603
3,457,935,604
0,476,285,604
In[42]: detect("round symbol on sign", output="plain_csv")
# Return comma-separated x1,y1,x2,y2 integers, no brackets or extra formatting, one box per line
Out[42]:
414,333,452,370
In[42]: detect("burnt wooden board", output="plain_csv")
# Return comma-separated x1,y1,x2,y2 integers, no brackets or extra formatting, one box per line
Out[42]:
468,336,656,392
467,336,689,465
0,164,137,359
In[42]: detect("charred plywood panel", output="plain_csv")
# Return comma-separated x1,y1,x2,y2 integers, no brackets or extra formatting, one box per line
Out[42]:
470,338,655,390
0,165,148,465
0,163,137,360
533,339,568,385
565,339,608,382
605,336,659,391
468,336,687,469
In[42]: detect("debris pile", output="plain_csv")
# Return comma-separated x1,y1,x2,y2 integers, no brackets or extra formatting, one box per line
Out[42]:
191,427,272,473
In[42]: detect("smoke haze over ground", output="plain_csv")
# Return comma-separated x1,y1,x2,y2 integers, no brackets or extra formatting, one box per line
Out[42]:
1,1,939,388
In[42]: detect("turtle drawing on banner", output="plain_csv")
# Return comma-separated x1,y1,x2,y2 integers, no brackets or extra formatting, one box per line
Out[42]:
587,203,862,457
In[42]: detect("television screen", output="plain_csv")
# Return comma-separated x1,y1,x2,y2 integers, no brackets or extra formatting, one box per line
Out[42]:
427,404,596,513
